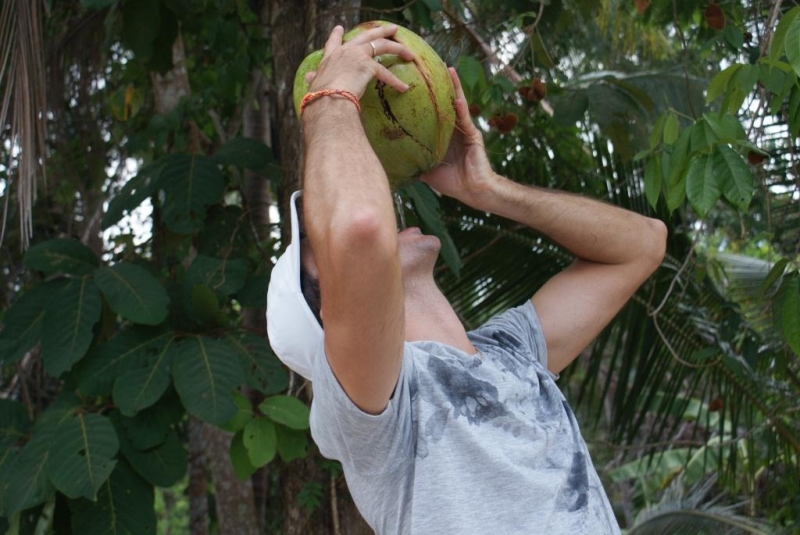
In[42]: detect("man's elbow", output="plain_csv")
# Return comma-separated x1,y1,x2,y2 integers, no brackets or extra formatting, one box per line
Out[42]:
332,209,397,257
642,218,667,271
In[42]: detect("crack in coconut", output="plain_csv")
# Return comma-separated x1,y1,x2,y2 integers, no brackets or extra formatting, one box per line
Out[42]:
376,81,435,158
410,55,447,158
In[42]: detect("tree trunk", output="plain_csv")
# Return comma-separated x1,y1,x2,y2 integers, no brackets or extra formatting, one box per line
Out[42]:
187,417,210,535
270,1,371,533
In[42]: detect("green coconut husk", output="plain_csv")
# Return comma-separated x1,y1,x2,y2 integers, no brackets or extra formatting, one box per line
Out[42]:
293,21,456,188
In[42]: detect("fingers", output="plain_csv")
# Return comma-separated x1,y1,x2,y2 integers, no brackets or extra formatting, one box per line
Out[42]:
304,71,317,85
449,67,481,141
375,64,410,93
323,25,344,56
347,23,399,46
368,38,415,61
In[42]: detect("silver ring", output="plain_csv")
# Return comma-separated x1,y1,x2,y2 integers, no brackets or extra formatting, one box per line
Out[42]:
369,41,377,58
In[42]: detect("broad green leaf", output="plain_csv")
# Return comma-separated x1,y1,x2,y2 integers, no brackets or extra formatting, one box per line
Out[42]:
118,392,185,450
552,91,588,126
172,336,245,425
230,430,257,480
102,159,167,230
259,395,310,431
113,335,177,416
456,55,485,102
120,0,160,61
0,400,29,448
81,0,117,9
243,417,276,468
406,183,461,277
224,331,288,395
782,276,800,356
76,328,170,396
0,279,67,364
649,113,666,150
0,447,17,515
662,114,679,145
221,391,253,433
233,274,270,308
189,284,226,326
186,255,248,298
23,239,98,276
48,413,118,500
69,460,156,535
771,6,800,62
41,278,103,376
786,17,800,77
213,137,272,171
759,258,790,295
706,64,742,104
160,154,225,233
758,62,787,94
420,0,442,11
713,145,754,211
3,429,56,514
685,154,721,217
94,263,170,325
644,155,662,210
275,425,309,463
118,428,187,487
722,25,743,51
703,113,742,142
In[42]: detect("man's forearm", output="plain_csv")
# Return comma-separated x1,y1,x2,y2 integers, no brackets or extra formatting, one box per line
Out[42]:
474,174,667,266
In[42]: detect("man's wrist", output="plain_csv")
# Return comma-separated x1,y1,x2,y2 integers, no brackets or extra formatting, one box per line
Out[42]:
302,98,362,137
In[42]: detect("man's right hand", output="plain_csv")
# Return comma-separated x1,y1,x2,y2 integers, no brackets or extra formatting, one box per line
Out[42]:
304,24,414,106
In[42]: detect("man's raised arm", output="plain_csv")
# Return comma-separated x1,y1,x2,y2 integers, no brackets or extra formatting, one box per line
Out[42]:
423,69,667,374
302,25,415,414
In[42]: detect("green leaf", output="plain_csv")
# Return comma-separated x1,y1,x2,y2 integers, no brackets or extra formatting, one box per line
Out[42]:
41,278,103,376
420,0,442,11
76,328,171,397
0,279,67,364
649,113,666,150
230,430,257,480
703,113,742,142
172,336,245,425
113,335,177,416
644,155,662,211
118,392,185,450
213,137,272,172
118,428,187,487
224,330,288,395
81,0,117,9
275,425,309,463
406,183,461,277
243,417,276,468
94,263,170,325
69,460,156,535
552,90,588,126
3,429,55,514
258,395,310,431
24,239,98,276
662,114,679,145
456,55,485,102
759,258,789,295
160,154,225,233
714,145,754,211
102,159,167,230
685,154,721,217
723,24,743,50
221,391,253,433
771,7,800,62
121,0,160,61
48,413,118,500
186,255,248,298
786,17,800,77
233,274,270,308
0,446,17,515
189,284,226,326
706,65,741,104
0,400,29,449
781,276,800,356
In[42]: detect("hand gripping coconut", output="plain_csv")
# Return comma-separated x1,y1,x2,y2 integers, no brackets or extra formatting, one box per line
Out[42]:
293,21,456,188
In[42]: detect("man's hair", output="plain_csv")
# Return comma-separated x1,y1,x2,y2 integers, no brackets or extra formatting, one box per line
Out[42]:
296,196,323,326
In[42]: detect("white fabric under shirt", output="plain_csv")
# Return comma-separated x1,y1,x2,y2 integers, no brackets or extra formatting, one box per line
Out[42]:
309,301,621,534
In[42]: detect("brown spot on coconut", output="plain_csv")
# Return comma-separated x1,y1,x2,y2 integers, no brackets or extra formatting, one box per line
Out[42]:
293,21,456,188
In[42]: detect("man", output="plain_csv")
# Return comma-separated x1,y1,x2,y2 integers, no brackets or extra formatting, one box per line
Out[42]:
267,23,667,534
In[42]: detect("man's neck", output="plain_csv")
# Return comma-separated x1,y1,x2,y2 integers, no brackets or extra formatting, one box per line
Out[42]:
402,278,476,354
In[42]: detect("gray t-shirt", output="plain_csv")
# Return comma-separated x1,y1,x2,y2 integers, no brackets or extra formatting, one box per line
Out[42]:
310,301,620,534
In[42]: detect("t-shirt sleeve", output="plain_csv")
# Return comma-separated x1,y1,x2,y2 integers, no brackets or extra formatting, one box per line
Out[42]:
472,300,555,378
309,346,415,476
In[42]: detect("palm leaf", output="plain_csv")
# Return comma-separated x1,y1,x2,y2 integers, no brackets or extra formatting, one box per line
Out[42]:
0,0,48,248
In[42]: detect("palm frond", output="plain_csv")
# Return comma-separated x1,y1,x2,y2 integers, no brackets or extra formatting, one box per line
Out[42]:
629,476,774,535
0,0,48,249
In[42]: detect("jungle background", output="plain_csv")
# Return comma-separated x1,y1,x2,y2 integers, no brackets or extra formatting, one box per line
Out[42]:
1,0,799,533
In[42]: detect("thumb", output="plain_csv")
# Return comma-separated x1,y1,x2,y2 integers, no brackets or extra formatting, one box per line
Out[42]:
304,71,317,85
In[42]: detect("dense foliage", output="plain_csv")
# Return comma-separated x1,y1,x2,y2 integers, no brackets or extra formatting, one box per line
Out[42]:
0,0,798,533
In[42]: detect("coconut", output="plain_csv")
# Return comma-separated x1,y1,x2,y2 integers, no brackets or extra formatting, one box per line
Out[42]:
293,21,456,188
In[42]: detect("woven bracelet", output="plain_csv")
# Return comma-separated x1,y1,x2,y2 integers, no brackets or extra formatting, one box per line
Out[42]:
300,89,361,115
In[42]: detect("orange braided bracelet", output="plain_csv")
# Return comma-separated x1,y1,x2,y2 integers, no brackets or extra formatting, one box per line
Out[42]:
300,89,361,115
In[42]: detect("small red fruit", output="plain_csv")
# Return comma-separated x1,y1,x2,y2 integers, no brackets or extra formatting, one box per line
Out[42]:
705,3,726,30
747,150,766,165
468,103,481,116
708,398,724,412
